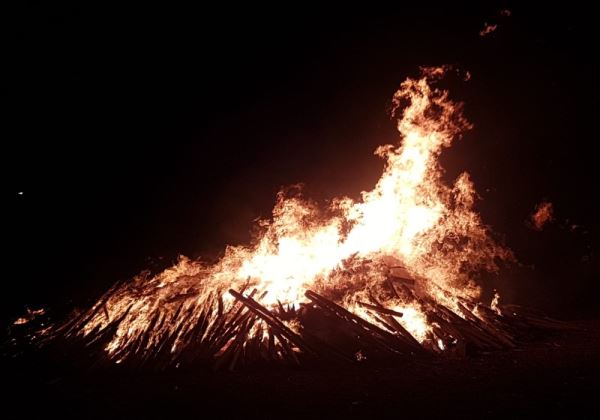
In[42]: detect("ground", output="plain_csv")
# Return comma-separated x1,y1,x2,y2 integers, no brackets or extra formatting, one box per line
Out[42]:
2,320,599,419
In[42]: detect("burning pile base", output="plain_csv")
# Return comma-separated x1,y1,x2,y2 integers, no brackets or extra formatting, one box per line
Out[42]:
31,277,571,372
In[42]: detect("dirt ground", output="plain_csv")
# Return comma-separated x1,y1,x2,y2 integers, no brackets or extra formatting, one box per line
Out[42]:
2,320,599,419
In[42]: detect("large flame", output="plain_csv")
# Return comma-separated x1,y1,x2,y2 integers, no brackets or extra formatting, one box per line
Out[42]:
78,67,511,357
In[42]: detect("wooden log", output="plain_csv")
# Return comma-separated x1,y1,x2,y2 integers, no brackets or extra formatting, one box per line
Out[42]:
192,296,215,344
423,302,495,350
229,289,318,358
456,302,515,348
208,311,253,356
299,329,354,363
131,310,162,358
371,314,402,335
433,304,501,350
273,331,300,365
213,315,256,371
305,295,394,353
204,290,257,350
217,296,224,318
459,303,517,348
102,304,110,322
501,304,577,331
84,302,134,348
357,301,404,318
165,290,202,304
359,295,424,351
376,312,422,351
277,300,287,317
305,290,421,354
229,316,257,371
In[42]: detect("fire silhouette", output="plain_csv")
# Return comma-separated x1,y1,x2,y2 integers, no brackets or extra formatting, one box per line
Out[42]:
45,67,566,369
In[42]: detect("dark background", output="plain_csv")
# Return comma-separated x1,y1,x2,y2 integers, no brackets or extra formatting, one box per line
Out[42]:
3,4,599,324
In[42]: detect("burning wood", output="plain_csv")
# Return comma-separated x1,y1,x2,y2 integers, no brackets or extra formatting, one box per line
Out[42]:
12,67,570,371
358,301,404,318
228,288,317,358
17,279,571,371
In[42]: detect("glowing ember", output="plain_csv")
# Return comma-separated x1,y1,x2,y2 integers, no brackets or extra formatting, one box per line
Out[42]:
13,308,45,325
531,201,554,230
479,23,498,37
491,292,502,315
66,67,512,361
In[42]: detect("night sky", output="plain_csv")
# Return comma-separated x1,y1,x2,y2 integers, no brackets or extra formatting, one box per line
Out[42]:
4,5,599,323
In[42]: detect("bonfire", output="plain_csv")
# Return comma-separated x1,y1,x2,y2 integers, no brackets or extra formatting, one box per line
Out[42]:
25,67,568,370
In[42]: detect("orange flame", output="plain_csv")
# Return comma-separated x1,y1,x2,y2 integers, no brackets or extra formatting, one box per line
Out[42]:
479,23,498,37
531,201,553,231
77,67,511,355
13,308,45,326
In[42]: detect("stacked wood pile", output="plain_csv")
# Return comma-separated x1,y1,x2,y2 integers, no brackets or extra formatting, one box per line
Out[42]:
8,275,574,372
